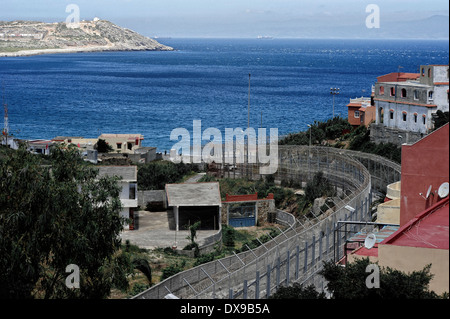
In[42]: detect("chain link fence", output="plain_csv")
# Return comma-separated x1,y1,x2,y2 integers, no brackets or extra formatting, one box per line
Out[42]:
133,146,400,299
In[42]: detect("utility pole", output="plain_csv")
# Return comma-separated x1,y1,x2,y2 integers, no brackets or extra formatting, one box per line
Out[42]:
2,83,8,147
330,87,340,118
248,73,251,129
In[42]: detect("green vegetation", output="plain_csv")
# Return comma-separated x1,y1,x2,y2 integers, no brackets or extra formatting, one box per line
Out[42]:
200,171,335,219
347,125,401,163
0,144,133,299
279,116,352,146
278,117,402,163
137,161,200,190
269,283,326,299
271,258,445,299
94,138,113,153
320,258,443,299
433,110,449,131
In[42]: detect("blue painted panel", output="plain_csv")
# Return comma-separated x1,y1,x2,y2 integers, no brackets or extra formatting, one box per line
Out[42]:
229,217,255,228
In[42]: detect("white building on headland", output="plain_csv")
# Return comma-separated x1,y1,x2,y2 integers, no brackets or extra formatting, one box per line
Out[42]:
374,64,449,134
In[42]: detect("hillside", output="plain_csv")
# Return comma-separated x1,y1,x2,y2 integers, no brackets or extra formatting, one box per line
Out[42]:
0,19,173,57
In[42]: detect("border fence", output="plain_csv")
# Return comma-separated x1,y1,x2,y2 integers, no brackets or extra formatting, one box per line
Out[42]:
133,146,401,299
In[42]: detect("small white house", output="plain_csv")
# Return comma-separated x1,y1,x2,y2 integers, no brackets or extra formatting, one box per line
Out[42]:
97,166,138,230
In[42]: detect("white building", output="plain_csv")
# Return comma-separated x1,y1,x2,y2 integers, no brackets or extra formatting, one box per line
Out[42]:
374,65,449,134
97,166,138,230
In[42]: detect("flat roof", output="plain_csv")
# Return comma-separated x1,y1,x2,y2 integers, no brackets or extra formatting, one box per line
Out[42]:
97,166,137,182
348,225,399,257
166,182,221,207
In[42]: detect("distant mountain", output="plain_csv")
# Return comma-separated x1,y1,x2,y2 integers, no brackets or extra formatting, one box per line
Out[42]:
0,19,173,57
247,14,449,39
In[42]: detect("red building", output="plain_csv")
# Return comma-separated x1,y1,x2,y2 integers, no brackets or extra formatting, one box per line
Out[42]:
399,123,449,226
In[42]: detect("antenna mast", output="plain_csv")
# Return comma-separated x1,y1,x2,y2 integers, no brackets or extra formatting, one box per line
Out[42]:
2,84,8,137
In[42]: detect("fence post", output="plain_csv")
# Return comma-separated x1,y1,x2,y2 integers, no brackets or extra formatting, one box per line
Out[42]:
303,241,308,273
243,280,248,299
229,288,233,299
255,271,260,299
276,257,280,289
319,233,323,261
266,264,271,298
295,245,299,280
311,235,316,266
286,250,290,285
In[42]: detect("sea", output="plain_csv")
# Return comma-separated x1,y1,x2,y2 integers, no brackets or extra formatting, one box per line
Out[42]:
0,38,448,152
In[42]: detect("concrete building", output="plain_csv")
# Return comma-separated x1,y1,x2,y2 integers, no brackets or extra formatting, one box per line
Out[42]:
27,139,52,155
53,134,145,155
221,193,276,228
398,123,449,226
373,65,449,135
165,182,222,232
97,166,138,230
349,198,449,295
347,124,449,295
347,97,376,128
98,134,144,154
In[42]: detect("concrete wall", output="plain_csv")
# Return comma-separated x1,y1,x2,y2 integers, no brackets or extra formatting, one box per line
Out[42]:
221,198,276,226
138,190,167,210
379,244,449,295
377,198,400,225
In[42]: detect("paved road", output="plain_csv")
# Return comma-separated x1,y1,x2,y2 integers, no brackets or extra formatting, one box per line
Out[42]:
120,210,217,250
184,172,206,183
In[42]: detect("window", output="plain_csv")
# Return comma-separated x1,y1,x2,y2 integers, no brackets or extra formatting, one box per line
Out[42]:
422,115,426,125
127,142,133,150
390,87,395,96
422,68,425,77
117,143,122,149
379,86,385,95
402,112,407,122
401,88,407,98
428,91,434,101
413,90,419,100
428,68,432,78
129,183,137,200
354,110,360,118
414,113,418,123
390,110,394,120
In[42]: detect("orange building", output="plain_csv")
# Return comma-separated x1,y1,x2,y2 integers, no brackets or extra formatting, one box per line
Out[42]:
347,97,376,128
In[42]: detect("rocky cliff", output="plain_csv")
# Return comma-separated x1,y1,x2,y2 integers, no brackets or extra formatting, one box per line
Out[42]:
0,19,173,57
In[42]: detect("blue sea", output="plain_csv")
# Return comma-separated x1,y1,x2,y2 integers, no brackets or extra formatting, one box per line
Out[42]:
1,38,448,152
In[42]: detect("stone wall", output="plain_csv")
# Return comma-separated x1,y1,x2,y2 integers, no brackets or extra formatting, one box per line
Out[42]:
138,190,167,211
370,123,424,146
221,197,276,226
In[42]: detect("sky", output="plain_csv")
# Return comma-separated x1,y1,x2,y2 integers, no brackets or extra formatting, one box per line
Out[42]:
1,0,449,38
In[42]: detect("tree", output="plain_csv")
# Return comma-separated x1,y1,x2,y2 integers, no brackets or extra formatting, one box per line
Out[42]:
433,110,449,130
319,258,440,299
95,138,113,153
0,144,130,299
304,171,335,205
269,283,326,299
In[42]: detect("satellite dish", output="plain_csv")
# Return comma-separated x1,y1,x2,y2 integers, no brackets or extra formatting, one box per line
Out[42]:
364,233,377,249
438,182,449,198
426,185,432,199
